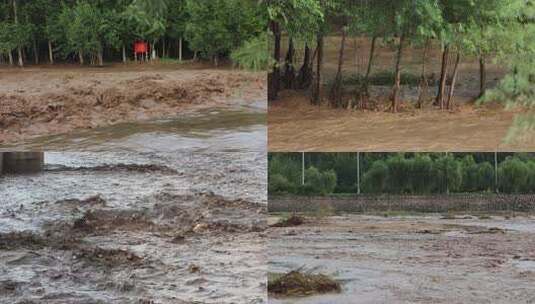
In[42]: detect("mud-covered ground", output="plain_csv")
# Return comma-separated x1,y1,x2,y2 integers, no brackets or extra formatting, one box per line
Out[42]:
0,152,267,303
268,214,535,304
0,63,265,145
268,36,534,151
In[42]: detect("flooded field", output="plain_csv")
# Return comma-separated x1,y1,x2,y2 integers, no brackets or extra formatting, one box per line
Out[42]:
268,214,535,304
268,36,535,151
0,151,267,303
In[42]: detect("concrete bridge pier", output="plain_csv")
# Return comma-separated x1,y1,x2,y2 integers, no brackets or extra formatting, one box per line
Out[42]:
0,152,44,174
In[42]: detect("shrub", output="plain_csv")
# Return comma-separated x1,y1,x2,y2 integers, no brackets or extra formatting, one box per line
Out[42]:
230,33,272,71
477,162,495,192
410,154,434,193
433,154,462,193
385,155,412,193
362,160,388,193
499,157,529,193
269,173,294,194
300,166,337,195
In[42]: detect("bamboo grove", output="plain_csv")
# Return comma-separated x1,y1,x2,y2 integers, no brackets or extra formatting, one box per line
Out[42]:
267,0,534,113
0,0,267,68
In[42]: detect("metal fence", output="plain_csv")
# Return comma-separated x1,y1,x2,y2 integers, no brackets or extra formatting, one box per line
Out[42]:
268,152,535,195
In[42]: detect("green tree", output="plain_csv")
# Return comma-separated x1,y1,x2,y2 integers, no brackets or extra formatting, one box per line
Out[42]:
362,160,388,193
434,154,462,193
498,157,529,193
185,0,264,66
127,0,168,60
477,162,495,192
300,166,337,195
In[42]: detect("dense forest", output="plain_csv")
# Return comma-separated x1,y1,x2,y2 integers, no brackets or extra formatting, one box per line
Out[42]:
269,152,535,195
0,0,268,68
267,0,534,116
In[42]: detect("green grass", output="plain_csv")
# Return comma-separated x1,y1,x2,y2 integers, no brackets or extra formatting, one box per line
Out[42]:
158,57,186,64
340,71,427,88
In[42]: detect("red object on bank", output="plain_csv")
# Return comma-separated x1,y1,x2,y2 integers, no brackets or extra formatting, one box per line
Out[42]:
134,41,148,54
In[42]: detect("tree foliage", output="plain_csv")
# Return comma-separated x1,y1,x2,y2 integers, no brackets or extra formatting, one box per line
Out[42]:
0,0,265,67
269,152,535,195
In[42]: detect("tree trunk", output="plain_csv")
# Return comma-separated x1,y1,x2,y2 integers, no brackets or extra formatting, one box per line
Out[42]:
312,34,323,105
446,52,461,110
213,54,219,66
417,39,430,108
479,55,486,98
122,45,127,63
8,51,13,65
330,27,347,108
32,39,38,64
162,38,166,58
151,40,157,60
179,37,183,62
297,43,312,89
283,37,295,89
436,45,450,109
360,35,377,106
97,46,103,66
12,0,23,67
391,33,405,113
364,36,377,84
268,21,281,101
48,40,54,64
78,49,84,65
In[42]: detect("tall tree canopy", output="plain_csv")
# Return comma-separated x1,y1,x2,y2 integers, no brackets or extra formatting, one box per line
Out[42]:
0,0,266,67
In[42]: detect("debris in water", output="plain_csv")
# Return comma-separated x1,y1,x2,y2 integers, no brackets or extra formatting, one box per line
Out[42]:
268,270,341,297
270,214,305,227
189,264,201,273
46,163,178,174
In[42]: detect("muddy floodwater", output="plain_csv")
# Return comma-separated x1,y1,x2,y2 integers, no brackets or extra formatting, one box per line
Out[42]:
3,100,266,153
268,214,535,304
0,152,267,303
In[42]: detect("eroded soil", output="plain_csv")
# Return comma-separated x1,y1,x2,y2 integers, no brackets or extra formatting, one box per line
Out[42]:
268,36,535,151
268,214,535,304
0,64,265,145
0,152,267,303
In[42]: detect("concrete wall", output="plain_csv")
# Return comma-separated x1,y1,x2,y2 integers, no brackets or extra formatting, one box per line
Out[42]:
1,152,44,174
269,194,535,213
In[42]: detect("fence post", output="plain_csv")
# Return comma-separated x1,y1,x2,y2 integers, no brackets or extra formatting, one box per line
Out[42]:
494,150,499,193
301,151,305,186
357,152,361,195
445,152,449,194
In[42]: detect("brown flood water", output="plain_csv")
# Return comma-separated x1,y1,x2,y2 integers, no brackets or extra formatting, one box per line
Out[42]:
268,36,535,151
268,214,535,304
0,152,267,303
3,100,266,153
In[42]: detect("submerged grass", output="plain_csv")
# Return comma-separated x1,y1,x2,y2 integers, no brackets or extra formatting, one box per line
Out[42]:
268,270,341,297
341,71,426,88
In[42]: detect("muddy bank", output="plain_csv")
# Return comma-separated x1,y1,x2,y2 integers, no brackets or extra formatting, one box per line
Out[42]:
0,151,267,303
0,66,265,145
268,214,535,304
269,194,535,214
